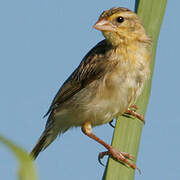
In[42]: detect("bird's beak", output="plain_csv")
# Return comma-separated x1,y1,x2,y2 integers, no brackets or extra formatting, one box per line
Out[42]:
93,19,116,32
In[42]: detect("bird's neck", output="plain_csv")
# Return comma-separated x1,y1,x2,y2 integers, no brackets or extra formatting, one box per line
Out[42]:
104,37,151,67
103,31,151,47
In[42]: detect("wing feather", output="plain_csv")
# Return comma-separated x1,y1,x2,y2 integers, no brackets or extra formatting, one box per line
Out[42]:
44,40,112,117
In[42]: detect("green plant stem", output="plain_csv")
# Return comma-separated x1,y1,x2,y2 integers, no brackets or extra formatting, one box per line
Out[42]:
102,0,167,180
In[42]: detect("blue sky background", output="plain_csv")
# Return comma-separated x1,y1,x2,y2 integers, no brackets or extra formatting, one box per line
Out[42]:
0,0,179,180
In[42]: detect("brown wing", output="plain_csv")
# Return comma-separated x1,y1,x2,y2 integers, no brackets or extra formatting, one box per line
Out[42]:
44,40,112,117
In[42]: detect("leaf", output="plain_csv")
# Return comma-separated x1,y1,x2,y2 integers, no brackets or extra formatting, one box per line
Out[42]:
0,135,38,180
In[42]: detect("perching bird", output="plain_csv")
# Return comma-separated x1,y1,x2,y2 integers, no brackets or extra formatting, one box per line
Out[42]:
31,7,151,170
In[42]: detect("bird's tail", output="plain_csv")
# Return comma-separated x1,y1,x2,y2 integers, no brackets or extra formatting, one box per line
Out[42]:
30,129,58,160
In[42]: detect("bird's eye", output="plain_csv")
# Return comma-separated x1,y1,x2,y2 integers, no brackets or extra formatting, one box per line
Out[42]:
116,16,124,23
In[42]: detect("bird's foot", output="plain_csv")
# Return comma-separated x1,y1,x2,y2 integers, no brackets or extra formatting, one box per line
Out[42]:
109,105,144,128
98,146,141,173
129,104,138,111
125,109,145,124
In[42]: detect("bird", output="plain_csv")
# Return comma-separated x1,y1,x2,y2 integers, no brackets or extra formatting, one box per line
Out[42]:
31,7,151,170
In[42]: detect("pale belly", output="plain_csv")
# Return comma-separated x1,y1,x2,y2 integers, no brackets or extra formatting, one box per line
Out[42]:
54,72,144,129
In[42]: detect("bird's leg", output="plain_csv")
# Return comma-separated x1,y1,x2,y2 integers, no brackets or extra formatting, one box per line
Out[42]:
81,121,138,171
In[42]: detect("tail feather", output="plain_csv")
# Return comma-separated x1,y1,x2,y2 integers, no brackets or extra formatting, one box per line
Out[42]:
30,130,57,159
30,112,70,159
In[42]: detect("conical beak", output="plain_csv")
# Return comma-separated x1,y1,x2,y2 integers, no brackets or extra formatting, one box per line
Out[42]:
93,19,116,32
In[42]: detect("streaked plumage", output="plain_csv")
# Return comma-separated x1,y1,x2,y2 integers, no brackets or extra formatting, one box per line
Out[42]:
31,7,151,170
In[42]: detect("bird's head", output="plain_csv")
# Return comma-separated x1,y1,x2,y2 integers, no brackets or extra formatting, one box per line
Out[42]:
94,7,150,46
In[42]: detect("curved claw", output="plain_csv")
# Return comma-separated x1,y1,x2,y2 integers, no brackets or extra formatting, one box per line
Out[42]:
98,151,110,166
98,153,105,166
109,120,115,128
